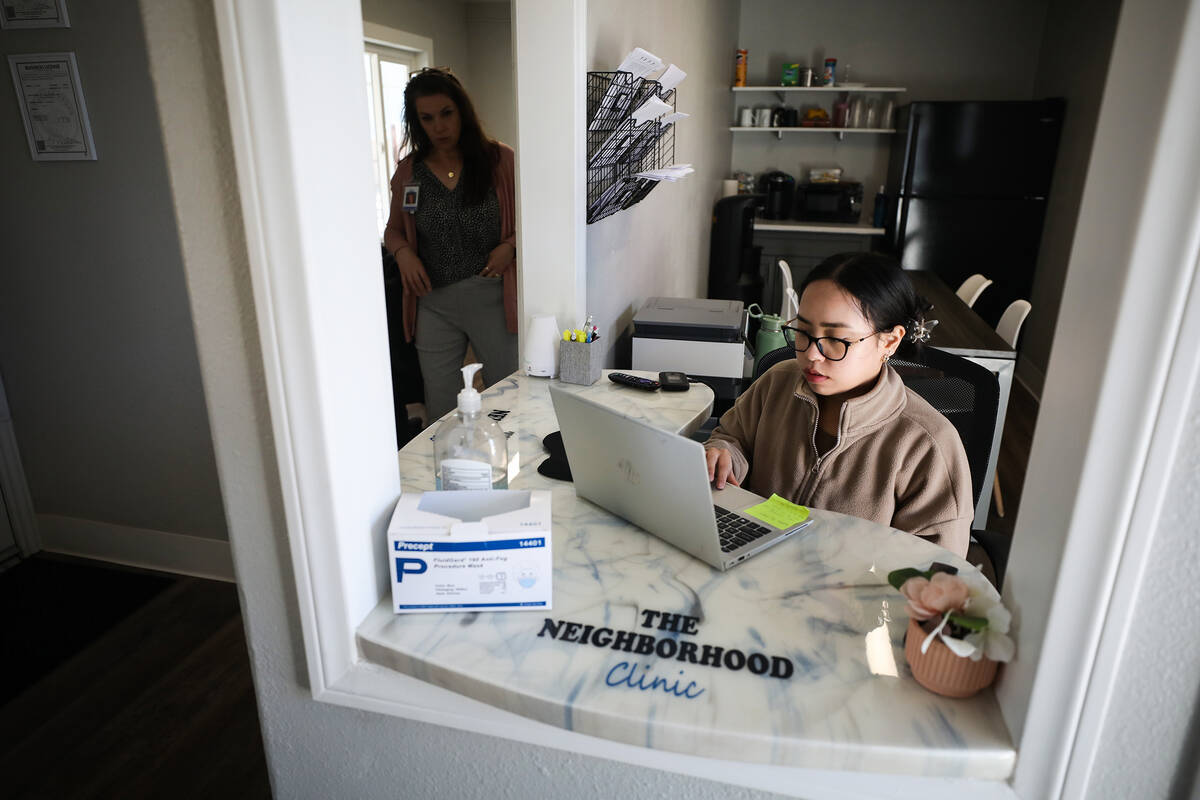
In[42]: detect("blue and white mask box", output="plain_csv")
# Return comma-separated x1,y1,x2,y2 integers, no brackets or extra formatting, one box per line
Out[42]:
387,489,552,614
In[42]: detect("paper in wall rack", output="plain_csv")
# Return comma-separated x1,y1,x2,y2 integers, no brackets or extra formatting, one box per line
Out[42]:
586,70,677,224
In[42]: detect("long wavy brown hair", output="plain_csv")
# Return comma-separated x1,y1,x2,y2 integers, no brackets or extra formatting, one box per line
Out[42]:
401,67,499,206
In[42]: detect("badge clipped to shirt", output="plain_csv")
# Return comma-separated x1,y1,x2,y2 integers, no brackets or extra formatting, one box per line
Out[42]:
401,183,420,213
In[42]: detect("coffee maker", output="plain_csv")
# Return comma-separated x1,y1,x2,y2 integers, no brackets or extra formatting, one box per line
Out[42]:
757,171,795,220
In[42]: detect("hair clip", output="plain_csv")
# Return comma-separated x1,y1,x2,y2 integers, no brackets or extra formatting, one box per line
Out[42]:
910,317,939,344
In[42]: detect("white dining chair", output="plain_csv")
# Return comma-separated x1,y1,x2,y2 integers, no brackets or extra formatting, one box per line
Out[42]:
777,259,796,319
784,287,800,322
955,273,993,308
991,298,1032,517
996,299,1032,348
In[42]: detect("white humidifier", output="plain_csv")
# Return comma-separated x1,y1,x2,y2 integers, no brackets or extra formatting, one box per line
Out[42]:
524,314,560,377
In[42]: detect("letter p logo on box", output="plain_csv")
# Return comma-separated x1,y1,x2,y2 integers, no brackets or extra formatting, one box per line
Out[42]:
395,557,428,582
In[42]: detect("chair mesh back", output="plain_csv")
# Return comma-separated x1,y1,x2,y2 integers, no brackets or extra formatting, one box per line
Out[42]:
890,343,1000,511
754,345,795,380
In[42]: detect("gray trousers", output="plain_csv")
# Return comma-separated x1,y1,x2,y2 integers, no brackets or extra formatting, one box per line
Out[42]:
416,275,518,421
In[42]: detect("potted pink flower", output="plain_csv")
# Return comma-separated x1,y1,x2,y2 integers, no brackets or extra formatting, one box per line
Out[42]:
888,564,1015,698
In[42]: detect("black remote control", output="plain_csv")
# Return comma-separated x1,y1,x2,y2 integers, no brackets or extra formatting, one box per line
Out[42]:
608,372,660,391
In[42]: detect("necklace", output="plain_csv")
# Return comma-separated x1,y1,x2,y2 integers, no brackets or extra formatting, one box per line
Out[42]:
431,154,461,180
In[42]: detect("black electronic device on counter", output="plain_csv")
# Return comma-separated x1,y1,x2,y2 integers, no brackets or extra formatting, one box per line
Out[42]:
794,181,863,223
658,371,690,391
757,171,796,220
608,372,661,391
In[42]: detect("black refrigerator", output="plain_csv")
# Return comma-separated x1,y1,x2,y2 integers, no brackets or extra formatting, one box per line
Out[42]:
883,99,1065,310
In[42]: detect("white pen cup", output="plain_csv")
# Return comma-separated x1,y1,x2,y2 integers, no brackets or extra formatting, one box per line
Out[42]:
721,179,739,197
737,107,753,127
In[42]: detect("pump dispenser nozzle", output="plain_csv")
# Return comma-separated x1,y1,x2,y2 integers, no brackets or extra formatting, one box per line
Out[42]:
457,363,483,414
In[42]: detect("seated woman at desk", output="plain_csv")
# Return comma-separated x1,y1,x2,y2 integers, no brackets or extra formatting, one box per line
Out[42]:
704,252,973,556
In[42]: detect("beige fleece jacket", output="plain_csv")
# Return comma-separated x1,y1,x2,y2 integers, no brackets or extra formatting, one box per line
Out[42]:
706,360,972,556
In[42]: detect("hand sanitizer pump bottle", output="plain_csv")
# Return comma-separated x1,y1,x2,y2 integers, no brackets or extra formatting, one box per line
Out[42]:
433,363,509,490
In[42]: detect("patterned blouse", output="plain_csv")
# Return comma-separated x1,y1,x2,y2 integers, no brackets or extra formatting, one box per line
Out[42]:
412,160,502,288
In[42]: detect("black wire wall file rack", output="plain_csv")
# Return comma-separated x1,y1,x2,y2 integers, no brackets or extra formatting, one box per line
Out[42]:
586,71,676,224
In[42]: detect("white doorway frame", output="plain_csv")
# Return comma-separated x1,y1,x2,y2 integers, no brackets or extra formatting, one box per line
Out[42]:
206,0,1200,796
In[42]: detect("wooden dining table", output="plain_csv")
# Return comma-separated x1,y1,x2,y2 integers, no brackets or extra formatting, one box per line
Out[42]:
906,270,1016,527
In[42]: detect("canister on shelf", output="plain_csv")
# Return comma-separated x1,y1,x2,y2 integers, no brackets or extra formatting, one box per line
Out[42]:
832,99,849,128
848,96,864,128
823,58,836,86
864,98,878,129
734,49,748,87
880,98,895,129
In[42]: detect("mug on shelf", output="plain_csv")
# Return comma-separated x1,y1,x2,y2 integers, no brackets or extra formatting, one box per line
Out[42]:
753,107,772,127
737,107,754,127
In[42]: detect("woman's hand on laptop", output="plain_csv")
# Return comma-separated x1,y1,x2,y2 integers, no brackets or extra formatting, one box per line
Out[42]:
705,447,740,489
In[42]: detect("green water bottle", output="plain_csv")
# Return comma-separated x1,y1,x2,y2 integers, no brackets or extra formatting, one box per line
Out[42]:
748,304,789,371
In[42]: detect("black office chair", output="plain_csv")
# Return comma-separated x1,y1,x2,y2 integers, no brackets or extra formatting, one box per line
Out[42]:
890,342,998,509
753,345,795,381
890,342,1009,585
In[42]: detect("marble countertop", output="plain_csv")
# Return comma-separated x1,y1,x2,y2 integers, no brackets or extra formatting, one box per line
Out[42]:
362,370,1014,779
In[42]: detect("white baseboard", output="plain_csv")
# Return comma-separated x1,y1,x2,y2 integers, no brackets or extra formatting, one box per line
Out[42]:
38,514,235,582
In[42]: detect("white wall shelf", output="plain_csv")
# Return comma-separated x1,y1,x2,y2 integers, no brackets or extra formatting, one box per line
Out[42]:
753,220,884,236
730,127,895,133
732,85,907,93
730,126,895,141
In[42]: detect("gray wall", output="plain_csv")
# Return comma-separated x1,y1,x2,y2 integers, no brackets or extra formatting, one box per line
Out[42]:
0,1,226,540
732,0,1050,209
587,0,740,367
1022,0,1122,394
466,2,517,149
361,0,472,86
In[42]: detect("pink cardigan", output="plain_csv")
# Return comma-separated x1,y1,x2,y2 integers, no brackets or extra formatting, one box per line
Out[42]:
383,142,517,342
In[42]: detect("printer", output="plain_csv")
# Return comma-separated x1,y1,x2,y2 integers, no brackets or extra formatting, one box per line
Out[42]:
631,297,753,410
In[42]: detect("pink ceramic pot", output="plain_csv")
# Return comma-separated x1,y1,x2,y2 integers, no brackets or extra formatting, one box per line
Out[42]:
905,617,998,698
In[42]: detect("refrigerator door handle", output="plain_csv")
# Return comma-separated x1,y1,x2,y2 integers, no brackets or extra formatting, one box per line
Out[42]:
896,112,921,254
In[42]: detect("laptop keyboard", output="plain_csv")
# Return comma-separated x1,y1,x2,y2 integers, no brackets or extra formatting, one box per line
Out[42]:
714,505,773,553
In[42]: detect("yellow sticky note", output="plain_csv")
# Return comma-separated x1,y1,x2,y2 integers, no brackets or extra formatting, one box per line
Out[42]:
743,494,810,529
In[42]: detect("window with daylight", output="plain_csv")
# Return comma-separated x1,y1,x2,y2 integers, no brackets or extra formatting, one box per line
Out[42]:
364,41,420,237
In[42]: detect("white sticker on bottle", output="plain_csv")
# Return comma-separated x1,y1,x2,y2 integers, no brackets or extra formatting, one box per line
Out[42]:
439,459,493,490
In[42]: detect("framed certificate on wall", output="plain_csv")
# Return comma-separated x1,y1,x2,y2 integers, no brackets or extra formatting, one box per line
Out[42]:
8,52,97,161
0,0,70,29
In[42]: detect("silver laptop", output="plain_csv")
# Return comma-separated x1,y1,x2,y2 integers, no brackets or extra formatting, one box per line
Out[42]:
548,384,812,570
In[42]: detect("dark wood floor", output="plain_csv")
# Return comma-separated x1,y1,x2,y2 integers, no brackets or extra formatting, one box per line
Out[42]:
0,558,272,800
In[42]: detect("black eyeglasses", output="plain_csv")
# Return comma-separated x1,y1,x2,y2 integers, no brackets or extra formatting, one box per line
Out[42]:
781,325,877,361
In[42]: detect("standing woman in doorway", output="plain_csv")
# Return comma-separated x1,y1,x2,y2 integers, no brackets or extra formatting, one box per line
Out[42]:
384,67,517,422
